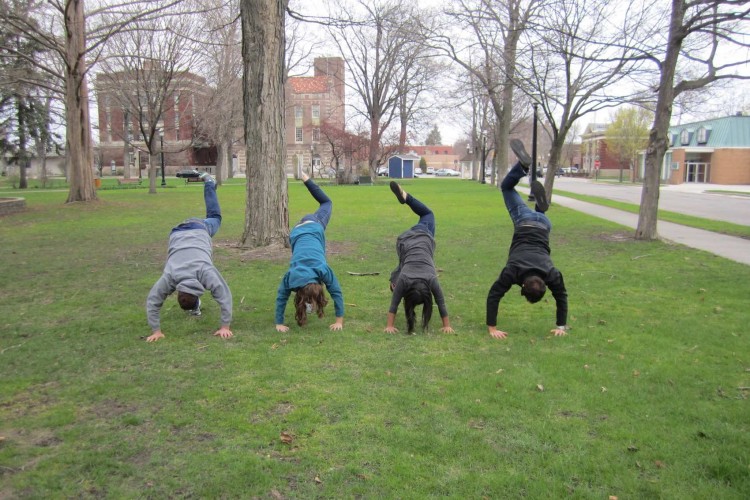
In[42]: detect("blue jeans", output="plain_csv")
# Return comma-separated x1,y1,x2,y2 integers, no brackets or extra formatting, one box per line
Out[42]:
406,194,435,236
501,162,551,231
172,181,222,237
299,178,332,229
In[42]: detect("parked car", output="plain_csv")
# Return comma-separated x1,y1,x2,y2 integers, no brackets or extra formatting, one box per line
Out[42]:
425,167,435,175
435,168,460,177
377,166,389,176
176,168,201,179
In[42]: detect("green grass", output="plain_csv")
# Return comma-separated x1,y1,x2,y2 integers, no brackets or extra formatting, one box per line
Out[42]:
554,189,750,239
1,179,748,498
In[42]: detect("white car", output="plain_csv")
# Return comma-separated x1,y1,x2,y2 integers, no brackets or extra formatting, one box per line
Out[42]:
435,168,460,177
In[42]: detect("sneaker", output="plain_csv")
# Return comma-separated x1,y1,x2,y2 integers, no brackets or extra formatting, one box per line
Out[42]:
188,298,202,316
199,172,215,184
530,180,549,213
389,181,407,204
510,139,531,170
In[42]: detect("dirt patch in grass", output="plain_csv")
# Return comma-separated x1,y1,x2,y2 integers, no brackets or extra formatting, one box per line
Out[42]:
597,231,635,242
216,241,357,262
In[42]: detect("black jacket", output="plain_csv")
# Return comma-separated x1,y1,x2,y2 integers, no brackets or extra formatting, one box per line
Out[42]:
486,224,567,327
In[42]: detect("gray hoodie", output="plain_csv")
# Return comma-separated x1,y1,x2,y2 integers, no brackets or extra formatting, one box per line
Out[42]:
146,227,232,331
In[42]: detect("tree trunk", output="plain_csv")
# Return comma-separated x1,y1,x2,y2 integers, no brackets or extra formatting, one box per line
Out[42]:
64,0,97,203
543,139,565,203
636,0,684,240
225,139,234,179
16,97,28,189
239,0,289,248
148,154,158,194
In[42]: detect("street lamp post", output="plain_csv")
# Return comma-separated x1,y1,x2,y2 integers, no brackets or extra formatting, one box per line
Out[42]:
480,132,487,184
310,144,314,178
528,102,539,202
159,131,166,187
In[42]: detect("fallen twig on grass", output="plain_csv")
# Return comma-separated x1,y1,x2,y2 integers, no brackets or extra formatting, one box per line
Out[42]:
347,271,380,276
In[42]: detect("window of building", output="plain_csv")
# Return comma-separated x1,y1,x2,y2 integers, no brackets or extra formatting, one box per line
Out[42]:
312,127,320,142
295,127,303,143
312,104,320,126
295,106,303,119
696,126,710,144
680,129,692,145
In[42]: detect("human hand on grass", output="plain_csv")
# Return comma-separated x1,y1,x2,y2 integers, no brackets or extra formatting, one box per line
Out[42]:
384,326,398,334
488,327,507,339
551,327,567,337
276,324,289,332
214,326,233,339
329,318,344,331
440,317,454,334
146,330,165,342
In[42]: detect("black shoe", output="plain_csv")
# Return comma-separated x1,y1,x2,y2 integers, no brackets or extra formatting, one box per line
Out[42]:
530,180,549,213
390,181,406,204
510,139,531,170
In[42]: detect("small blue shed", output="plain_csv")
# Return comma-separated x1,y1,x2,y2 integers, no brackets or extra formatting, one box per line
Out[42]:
388,153,420,179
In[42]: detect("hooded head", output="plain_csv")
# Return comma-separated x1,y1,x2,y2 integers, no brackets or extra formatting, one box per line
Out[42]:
176,279,205,310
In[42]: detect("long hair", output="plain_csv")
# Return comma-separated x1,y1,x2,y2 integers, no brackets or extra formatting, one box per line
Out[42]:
403,279,433,333
294,283,329,326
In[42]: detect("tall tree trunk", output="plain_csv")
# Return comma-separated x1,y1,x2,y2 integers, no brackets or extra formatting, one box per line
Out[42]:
368,116,380,179
225,139,234,179
148,154,158,193
16,97,28,189
636,0,684,240
64,0,97,203
239,0,289,248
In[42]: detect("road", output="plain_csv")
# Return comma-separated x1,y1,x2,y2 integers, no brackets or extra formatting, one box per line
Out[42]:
548,177,750,227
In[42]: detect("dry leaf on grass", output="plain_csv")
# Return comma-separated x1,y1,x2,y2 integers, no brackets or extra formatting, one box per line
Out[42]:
280,431,294,444
536,384,544,392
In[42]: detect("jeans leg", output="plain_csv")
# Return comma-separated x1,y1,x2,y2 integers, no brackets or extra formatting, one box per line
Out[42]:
202,181,222,237
501,162,535,226
406,194,435,237
304,178,332,229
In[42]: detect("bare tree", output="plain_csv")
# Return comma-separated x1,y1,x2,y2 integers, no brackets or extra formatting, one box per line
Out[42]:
3,0,188,202
239,0,290,248
634,0,750,240
97,13,205,194
518,0,651,202
328,0,414,179
427,0,539,185
193,0,243,184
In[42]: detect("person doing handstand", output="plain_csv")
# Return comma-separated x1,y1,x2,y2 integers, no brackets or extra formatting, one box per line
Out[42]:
385,181,454,335
486,139,568,339
275,173,344,332
146,173,233,342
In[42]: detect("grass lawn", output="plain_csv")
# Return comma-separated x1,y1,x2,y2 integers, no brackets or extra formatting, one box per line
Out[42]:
1,178,748,498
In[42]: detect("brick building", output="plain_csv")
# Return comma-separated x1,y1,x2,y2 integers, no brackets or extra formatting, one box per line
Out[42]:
95,70,215,177
655,114,750,185
580,123,629,175
283,57,346,178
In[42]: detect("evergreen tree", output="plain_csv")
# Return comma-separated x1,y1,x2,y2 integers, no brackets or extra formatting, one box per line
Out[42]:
425,125,442,145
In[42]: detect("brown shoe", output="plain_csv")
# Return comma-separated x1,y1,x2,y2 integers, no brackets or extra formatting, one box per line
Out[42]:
530,180,549,212
510,139,531,170
390,181,407,204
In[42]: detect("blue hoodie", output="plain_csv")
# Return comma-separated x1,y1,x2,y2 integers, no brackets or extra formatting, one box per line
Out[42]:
275,222,344,324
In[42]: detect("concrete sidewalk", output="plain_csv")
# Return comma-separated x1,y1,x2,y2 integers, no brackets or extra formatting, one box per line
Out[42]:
548,193,750,266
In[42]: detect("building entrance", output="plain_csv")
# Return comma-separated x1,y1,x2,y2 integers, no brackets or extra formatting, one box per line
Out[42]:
685,162,710,183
